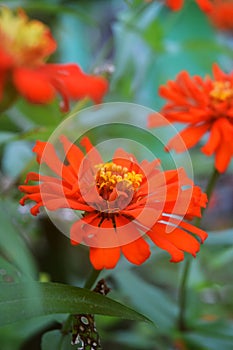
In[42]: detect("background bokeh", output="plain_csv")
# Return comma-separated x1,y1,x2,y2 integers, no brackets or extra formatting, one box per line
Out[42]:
0,0,233,349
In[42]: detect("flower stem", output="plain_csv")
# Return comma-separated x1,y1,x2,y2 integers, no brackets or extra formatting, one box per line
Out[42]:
61,268,102,337
69,97,90,115
204,168,221,206
177,168,220,331
61,314,73,335
177,257,192,331
84,268,102,289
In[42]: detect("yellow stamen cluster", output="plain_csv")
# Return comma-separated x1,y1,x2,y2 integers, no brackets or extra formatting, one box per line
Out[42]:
0,7,55,66
210,81,233,102
96,162,143,194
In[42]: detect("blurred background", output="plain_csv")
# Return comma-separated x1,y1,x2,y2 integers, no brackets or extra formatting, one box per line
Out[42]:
0,0,233,349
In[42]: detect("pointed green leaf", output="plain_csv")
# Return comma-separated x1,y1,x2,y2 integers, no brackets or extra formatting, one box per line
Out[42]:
0,282,152,327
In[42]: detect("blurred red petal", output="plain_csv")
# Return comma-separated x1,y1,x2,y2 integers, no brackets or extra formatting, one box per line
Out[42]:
166,0,183,11
196,0,213,13
166,123,210,152
13,67,55,104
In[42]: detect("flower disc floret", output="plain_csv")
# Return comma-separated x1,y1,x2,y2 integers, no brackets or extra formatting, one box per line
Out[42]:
96,162,143,199
210,81,233,102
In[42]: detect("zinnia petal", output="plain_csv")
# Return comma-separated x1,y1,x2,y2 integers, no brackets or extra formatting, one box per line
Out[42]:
89,247,121,270
33,140,76,183
121,237,151,265
201,120,221,156
80,136,103,165
166,123,210,152
148,223,200,262
60,135,84,175
148,226,185,262
113,148,139,172
215,141,232,173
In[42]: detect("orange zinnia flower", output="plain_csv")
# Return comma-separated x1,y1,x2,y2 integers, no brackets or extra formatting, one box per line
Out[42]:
148,64,233,173
19,136,207,270
0,7,108,112
207,0,233,31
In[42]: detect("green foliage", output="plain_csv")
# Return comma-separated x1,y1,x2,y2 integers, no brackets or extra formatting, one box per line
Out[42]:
0,282,151,327
0,316,61,350
0,201,37,279
41,330,74,350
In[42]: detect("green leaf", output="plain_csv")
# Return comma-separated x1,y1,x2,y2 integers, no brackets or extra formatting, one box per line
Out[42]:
0,255,23,284
209,247,233,269
0,281,152,327
142,20,164,52
42,330,74,350
205,229,233,246
16,99,61,127
2,140,34,178
22,2,98,26
0,315,61,350
0,200,37,278
0,131,15,145
114,269,176,328
183,321,233,350
18,126,56,142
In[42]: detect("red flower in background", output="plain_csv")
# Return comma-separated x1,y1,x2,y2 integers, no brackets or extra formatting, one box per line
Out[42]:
148,64,233,173
207,1,233,31
165,0,184,10
167,0,212,11
0,7,108,112
145,0,213,12
19,136,207,270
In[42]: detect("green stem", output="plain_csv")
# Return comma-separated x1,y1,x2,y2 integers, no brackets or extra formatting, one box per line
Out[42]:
61,267,102,336
61,314,73,335
177,258,192,331
84,268,102,289
204,169,221,205
69,97,90,115
177,168,220,331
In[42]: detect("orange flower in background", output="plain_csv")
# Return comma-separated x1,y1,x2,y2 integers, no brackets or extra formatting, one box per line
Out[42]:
207,0,233,31
148,64,233,173
188,0,213,12
0,7,108,112
19,136,207,270
145,0,213,12
165,0,184,10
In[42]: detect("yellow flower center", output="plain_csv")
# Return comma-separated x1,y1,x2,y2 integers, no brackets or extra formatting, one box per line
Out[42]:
210,81,233,102
95,162,143,200
0,7,56,66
